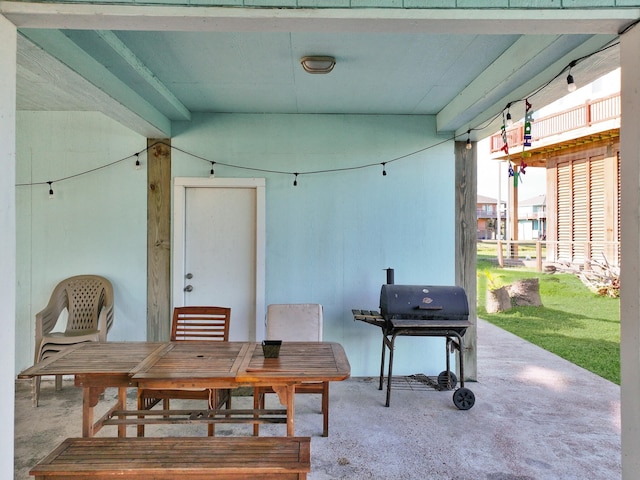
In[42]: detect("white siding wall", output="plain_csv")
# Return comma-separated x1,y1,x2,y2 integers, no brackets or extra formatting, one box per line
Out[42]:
0,14,16,479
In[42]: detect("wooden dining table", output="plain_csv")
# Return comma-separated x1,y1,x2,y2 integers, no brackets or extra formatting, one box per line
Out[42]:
19,341,351,437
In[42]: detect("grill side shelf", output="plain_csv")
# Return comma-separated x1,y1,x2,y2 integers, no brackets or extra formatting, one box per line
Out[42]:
351,309,385,328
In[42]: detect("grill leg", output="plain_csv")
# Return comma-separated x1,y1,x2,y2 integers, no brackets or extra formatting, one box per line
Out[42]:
385,334,398,407
446,331,465,388
379,334,386,391
457,334,465,388
445,337,452,380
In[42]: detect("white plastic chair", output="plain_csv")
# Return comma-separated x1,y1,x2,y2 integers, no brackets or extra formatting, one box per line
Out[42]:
33,275,114,406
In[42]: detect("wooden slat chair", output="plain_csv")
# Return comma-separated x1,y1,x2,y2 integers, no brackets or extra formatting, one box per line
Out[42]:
254,304,329,436
137,306,232,436
32,275,114,407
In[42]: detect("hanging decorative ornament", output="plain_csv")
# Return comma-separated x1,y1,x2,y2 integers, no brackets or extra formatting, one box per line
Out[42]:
500,123,510,156
503,110,512,185
520,159,527,176
512,162,521,187
523,99,533,148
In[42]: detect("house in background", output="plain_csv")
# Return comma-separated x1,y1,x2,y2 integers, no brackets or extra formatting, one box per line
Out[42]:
518,194,546,241
490,70,620,267
477,195,505,240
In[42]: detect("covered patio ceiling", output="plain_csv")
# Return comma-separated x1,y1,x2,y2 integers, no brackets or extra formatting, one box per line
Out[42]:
2,4,636,140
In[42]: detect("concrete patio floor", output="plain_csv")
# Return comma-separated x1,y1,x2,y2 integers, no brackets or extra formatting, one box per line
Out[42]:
15,319,621,479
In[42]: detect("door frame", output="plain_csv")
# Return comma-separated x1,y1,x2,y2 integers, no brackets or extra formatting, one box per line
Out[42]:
172,177,266,340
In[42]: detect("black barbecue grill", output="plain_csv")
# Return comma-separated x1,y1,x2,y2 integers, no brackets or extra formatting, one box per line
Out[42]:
353,284,475,410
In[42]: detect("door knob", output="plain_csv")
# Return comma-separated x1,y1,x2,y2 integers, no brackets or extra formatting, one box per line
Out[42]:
186,273,193,279
184,285,193,292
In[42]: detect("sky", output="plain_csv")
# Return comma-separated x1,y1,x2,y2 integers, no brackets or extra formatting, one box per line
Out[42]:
476,151,546,203
476,68,621,204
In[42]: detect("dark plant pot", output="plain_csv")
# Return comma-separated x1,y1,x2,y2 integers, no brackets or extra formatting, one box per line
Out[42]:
262,340,282,358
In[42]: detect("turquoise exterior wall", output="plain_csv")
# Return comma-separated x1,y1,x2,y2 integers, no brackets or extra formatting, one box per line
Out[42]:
16,111,457,377
15,112,148,368
172,113,456,376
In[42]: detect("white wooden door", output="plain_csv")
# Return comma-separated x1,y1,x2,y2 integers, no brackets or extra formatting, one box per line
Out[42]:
173,178,265,341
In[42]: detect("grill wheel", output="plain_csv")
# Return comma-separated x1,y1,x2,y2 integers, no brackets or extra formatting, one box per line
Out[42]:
453,387,475,410
437,371,458,389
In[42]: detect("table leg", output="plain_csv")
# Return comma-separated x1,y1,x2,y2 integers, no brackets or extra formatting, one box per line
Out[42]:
82,388,95,437
118,386,127,437
286,385,295,436
81,385,110,437
272,385,296,436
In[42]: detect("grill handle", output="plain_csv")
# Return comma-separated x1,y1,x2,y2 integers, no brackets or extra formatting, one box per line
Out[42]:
416,305,443,310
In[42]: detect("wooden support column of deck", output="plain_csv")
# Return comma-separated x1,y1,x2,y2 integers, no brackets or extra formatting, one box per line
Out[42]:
455,140,477,381
147,139,171,342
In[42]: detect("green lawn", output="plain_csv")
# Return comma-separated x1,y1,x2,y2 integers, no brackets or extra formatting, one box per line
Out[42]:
477,257,620,384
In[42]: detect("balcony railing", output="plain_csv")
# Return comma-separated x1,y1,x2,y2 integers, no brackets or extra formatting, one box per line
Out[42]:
489,93,620,154
477,208,498,217
478,239,620,271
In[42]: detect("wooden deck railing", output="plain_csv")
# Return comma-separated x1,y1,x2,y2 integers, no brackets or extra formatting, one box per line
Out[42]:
489,93,621,154
478,239,620,272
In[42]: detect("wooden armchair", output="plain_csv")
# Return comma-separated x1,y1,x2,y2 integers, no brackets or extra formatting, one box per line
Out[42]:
137,306,232,436
33,275,114,406
254,304,329,436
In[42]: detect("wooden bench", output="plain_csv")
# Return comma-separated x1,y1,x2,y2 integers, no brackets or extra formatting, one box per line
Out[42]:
30,436,311,479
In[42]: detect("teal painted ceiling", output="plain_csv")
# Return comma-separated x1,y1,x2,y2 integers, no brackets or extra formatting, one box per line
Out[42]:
6,5,632,138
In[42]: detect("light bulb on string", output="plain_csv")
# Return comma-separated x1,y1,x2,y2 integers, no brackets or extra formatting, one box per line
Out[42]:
566,73,577,92
135,153,141,170
381,162,387,176
566,61,578,93
47,181,54,199
293,173,298,186
505,102,513,127
566,60,578,93
209,161,216,178
465,130,472,150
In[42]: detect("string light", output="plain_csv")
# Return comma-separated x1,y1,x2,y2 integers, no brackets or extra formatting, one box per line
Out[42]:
566,72,577,92
14,41,618,195
209,161,216,178
566,61,578,93
504,102,513,127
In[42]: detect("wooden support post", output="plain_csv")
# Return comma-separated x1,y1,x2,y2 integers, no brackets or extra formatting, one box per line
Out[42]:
508,169,519,258
455,140,477,381
147,139,172,342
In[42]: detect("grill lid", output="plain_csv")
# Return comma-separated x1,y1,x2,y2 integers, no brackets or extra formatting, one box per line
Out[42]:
379,285,469,321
